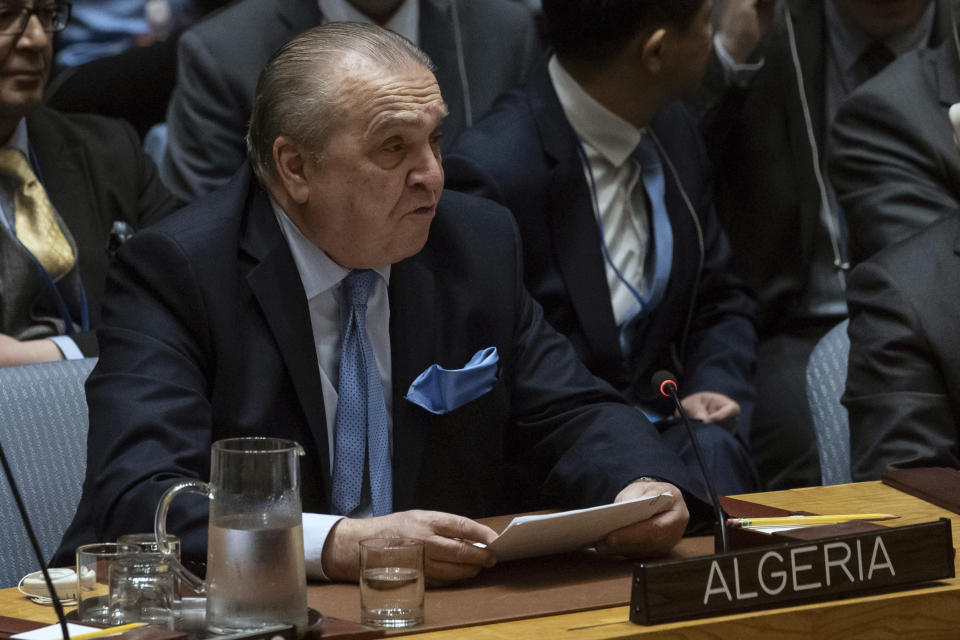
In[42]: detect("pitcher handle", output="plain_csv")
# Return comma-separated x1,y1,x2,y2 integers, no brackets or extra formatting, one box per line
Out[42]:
155,479,210,594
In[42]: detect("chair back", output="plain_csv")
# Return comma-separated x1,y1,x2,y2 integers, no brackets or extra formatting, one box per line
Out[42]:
0,358,96,587
806,320,852,485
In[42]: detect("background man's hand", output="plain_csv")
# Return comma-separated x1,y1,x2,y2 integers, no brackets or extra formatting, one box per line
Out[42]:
715,0,775,64
680,391,740,429
323,510,498,586
0,334,64,368
597,480,689,558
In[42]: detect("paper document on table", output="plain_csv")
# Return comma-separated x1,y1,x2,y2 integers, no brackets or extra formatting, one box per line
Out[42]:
487,493,670,562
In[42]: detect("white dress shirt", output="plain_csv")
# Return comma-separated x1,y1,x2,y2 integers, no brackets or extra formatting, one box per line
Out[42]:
273,202,393,580
0,118,82,359
547,55,648,329
318,0,419,44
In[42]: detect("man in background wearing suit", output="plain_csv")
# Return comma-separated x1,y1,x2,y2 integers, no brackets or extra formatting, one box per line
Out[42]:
845,210,960,479
700,0,950,489
0,0,177,367
444,0,759,495
57,23,709,582
161,0,541,202
830,13,960,264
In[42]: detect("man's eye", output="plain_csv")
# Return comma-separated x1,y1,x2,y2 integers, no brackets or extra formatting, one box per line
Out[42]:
381,136,405,153
0,9,22,26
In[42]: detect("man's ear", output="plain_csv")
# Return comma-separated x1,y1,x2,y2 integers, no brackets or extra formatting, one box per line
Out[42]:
273,135,310,204
639,28,668,74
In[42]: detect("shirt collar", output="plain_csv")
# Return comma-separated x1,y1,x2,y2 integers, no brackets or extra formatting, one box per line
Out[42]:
5,118,29,155
826,0,936,74
318,0,419,45
271,199,390,300
548,55,643,168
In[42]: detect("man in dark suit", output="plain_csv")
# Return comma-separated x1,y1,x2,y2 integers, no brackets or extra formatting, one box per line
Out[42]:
845,212,960,480
699,0,950,489
57,23,707,583
444,0,759,495
0,0,177,367
161,0,540,202
830,35,960,264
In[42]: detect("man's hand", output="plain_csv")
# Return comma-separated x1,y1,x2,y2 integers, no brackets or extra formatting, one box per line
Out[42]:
680,391,740,429
597,480,689,557
0,334,64,367
323,510,498,586
715,0,775,64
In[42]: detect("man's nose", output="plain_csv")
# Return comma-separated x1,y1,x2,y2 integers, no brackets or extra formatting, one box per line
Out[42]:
408,144,444,192
18,13,50,49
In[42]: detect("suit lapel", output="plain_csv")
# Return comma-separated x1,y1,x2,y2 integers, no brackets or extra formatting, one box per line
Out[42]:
387,250,437,510
239,179,332,489
786,0,827,157
531,69,622,368
783,0,826,260
27,112,94,241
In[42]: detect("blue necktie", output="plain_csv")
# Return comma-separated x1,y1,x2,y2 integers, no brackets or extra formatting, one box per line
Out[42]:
331,269,393,517
633,135,673,314
618,136,674,355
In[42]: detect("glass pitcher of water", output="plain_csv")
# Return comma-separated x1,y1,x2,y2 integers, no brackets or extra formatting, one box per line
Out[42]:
154,437,308,634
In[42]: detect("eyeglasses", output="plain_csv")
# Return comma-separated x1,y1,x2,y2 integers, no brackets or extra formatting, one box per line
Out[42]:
0,3,70,36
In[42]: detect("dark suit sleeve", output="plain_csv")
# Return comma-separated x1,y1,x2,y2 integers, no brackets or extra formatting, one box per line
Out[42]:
163,28,248,201
490,209,712,521
81,227,213,559
678,203,757,419
844,261,958,480
830,83,959,264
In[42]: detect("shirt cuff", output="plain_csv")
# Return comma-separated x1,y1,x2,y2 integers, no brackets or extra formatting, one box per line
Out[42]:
303,512,345,581
48,335,83,360
713,33,764,88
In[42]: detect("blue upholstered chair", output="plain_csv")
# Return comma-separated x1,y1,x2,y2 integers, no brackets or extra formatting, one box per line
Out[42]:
805,320,852,486
0,358,96,587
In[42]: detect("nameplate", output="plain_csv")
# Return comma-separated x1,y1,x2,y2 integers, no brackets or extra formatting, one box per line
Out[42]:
630,519,955,625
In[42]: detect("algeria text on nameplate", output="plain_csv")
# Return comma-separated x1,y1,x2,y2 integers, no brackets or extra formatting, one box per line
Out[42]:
630,518,955,625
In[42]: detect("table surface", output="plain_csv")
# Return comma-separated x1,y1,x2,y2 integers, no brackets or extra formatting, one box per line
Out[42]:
4,481,960,639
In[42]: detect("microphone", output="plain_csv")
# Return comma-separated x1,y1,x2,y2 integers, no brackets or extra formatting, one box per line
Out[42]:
0,441,71,640
651,370,729,552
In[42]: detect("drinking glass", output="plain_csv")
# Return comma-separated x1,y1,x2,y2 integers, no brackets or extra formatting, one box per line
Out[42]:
359,538,424,628
108,553,175,627
76,543,140,623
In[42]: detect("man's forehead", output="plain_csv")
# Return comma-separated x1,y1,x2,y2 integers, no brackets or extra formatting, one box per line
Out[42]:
344,67,446,134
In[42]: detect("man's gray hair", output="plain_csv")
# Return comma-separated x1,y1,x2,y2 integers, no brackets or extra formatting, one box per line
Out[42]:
246,22,435,183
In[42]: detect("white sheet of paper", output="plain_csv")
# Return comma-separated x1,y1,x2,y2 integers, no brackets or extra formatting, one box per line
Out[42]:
746,524,805,534
487,493,670,562
12,623,99,640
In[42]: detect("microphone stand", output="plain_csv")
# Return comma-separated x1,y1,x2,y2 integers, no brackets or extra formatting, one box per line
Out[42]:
0,440,71,640
655,375,729,553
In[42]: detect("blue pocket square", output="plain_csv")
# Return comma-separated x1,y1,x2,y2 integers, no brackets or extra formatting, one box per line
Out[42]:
405,347,499,414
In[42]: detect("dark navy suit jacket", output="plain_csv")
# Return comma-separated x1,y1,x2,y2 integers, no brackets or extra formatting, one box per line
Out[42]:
444,65,757,421
55,167,708,564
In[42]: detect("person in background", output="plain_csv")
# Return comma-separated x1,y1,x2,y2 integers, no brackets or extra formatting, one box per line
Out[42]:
444,0,759,496
829,6,960,264
161,0,541,202
0,0,177,367
698,0,950,489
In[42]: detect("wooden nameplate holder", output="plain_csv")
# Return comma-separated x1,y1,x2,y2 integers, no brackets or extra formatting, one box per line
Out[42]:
630,505,955,625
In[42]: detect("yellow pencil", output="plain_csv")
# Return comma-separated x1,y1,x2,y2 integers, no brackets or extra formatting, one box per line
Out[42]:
727,514,899,527
60,622,147,640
